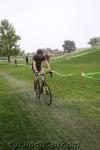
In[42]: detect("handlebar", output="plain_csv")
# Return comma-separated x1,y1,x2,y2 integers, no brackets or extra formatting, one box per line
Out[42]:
36,71,53,78
45,71,53,78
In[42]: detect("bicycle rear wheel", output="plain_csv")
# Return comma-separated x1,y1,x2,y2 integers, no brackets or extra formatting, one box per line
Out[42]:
43,83,52,105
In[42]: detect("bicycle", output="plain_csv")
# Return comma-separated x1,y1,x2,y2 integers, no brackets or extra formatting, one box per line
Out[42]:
34,71,53,105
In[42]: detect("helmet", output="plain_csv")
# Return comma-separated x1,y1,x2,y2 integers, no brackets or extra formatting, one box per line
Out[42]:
37,49,43,54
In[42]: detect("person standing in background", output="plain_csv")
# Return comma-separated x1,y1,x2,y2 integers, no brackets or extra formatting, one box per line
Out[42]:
26,56,29,64
14,56,17,66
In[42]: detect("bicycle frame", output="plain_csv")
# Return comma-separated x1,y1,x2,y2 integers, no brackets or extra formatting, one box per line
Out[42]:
35,71,52,83
34,71,52,94
34,71,52,105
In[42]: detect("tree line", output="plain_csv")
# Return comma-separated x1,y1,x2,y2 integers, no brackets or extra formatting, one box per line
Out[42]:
0,19,99,63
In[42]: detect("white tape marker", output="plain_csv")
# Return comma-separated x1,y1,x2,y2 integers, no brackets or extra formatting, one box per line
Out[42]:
85,75,100,81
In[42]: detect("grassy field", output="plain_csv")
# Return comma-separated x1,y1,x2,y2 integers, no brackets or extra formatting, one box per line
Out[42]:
0,48,100,150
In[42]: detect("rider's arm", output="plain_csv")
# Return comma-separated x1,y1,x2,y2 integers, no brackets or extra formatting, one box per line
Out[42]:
45,59,51,71
32,60,38,73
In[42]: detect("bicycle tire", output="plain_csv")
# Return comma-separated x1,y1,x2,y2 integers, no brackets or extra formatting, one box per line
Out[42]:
43,82,52,105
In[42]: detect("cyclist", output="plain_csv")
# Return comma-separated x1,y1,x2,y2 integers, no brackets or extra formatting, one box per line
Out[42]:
32,49,52,94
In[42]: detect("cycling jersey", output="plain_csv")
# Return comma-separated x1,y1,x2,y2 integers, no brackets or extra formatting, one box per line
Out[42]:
32,55,46,72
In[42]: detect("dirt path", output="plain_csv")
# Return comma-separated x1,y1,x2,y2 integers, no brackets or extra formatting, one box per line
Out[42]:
1,72,100,150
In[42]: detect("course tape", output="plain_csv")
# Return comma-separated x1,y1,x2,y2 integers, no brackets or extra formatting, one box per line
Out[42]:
18,64,31,67
43,67,75,77
85,75,100,81
52,71,75,77
11,63,75,77
81,72,100,81
11,63,100,80
85,72,100,75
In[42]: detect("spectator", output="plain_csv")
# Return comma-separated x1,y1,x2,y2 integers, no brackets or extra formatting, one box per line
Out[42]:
26,56,29,64
15,56,17,66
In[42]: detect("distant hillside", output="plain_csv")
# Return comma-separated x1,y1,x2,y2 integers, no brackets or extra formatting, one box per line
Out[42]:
52,48,100,64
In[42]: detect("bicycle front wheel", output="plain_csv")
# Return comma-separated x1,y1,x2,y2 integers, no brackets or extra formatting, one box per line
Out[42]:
43,83,52,105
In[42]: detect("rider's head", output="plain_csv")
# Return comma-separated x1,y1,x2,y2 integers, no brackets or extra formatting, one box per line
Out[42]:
37,49,43,58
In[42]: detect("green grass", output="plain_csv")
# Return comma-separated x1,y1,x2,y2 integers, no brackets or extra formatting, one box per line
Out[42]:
56,48,100,64
0,48,100,150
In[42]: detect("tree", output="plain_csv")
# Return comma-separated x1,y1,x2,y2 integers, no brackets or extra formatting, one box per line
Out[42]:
20,50,25,56
88,37,100,47
62,40,76,53
0,19,21,63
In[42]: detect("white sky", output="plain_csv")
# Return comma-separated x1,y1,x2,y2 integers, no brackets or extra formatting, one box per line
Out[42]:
0,0,100,52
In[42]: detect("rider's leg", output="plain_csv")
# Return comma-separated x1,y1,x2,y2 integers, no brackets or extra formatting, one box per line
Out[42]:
34,77,37,91
34,77,38,95
39,68,45,93
32,69,37,95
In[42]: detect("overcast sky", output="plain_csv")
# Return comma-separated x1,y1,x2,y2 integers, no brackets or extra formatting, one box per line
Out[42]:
0,0,100,52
